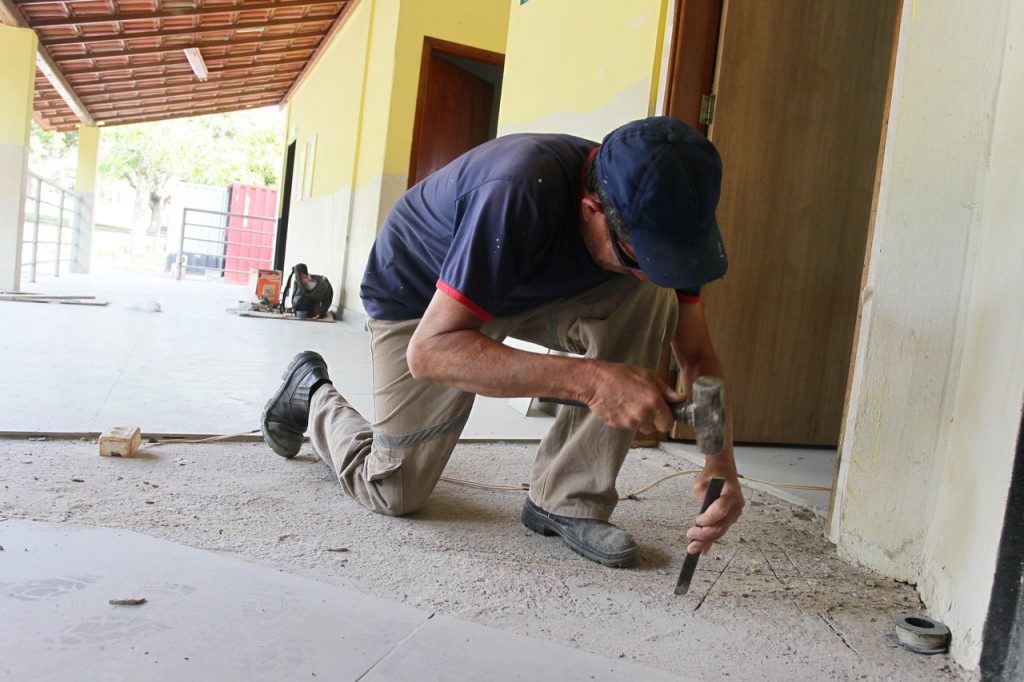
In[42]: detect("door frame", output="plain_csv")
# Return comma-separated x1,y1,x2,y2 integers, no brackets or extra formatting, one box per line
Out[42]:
274,140,297,272
662,0,723,134
407,36,504,189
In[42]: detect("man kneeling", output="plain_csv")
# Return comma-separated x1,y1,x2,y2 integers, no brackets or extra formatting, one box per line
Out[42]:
261,117,744,567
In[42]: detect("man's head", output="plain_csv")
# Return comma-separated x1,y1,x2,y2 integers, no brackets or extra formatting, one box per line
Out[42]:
583,117,728,289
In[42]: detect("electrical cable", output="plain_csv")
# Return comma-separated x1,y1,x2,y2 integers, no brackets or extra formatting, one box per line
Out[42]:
140,429,260,449
141,430,833,496
439,470,832,499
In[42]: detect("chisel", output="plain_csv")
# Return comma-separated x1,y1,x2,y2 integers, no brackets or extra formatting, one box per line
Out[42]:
674,476,725,595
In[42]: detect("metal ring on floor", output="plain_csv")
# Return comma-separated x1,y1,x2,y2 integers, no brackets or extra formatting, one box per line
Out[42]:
892,613,951,654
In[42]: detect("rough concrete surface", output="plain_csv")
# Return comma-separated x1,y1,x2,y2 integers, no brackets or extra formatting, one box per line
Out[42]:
1,437,963,681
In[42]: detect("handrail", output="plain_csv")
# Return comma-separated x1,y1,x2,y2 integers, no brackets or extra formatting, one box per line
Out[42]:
20,172,83,283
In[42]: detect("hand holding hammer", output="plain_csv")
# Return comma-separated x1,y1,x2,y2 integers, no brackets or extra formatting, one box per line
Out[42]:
541,374,736,593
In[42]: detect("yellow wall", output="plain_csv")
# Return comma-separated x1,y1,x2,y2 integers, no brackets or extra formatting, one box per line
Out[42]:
286,1,379,201
498,0,669,141
384,0,510,175
0,26,36,147
281,0,510,313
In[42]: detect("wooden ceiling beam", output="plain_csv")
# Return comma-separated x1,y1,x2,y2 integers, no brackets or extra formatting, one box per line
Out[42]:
81,78,293,107
61,57,307,86
42,15,335,48
74,73,296,102
53,37,319,63
60,45,313,74
27,0,344,28
37,72,295,108
92,93,282,119
44,96,281,128
100,99,283,127
86,85,289,112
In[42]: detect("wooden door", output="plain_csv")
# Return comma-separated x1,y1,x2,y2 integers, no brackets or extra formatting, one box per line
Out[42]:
408,39,503,187
687,0,899,445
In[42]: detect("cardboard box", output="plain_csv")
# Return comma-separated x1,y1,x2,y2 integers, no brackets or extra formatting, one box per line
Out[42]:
253,269,283,305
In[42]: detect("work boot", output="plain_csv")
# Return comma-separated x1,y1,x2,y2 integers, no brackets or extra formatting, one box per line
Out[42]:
261,350,332,458
521,497,638,568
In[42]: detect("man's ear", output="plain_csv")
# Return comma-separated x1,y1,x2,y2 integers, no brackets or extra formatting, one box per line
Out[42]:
580,194,602,221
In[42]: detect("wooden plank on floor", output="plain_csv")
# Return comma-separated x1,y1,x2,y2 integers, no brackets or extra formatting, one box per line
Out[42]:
237,310,335,323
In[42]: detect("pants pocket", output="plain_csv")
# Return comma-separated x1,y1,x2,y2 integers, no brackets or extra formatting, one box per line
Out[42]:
365,448,403,482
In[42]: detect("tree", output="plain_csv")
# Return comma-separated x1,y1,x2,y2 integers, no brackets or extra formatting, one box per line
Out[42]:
29,123,78,188
98,108,284,253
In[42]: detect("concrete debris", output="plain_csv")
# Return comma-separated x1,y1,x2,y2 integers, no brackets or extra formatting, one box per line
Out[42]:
108,598,147,606
127,300,161,313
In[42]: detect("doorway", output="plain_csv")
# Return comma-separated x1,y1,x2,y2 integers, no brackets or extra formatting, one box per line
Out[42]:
274,140,297,272
665,0,901,447
408,37,504,188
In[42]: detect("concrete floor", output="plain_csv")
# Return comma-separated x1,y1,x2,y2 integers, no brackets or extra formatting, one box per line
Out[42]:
0,438,960,680
1,519,678,681
1,272,959,679
3,272,549,440
3,271,835,511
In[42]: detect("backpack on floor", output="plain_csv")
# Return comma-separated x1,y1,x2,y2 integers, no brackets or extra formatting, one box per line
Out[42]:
282,263,334,319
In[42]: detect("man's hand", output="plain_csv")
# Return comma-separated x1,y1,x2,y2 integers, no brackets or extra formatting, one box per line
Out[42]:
581,363,685,435
685,473,745,555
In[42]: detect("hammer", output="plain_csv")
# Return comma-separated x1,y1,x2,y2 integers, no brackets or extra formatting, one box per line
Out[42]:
541,376,727,593
539,375,724,443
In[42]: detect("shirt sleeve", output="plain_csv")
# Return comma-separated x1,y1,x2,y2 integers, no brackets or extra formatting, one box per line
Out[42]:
436,179,542,322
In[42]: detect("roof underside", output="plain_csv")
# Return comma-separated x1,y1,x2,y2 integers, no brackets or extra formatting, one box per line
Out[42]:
6,0,349,131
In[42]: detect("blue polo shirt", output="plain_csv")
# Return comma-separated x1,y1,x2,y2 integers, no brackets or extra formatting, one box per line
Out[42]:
361,133,615,321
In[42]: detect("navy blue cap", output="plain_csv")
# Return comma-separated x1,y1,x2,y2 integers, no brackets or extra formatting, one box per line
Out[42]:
594,116,728,290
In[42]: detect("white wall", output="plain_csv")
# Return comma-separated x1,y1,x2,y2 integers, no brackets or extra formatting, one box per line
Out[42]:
834,0,1023,668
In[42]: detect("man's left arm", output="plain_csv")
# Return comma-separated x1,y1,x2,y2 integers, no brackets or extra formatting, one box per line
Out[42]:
671,298,745,556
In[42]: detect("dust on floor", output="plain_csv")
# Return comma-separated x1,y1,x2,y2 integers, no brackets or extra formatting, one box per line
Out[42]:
0,437,962,681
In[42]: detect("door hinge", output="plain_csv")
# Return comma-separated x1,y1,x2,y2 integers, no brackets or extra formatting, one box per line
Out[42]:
699,94,716,126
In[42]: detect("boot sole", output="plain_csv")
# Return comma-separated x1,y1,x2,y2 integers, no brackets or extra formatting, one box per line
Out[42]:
521,501,638,568
260,351,323,458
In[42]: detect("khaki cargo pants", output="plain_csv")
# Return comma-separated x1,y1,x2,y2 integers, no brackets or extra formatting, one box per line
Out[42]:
308,275,678,521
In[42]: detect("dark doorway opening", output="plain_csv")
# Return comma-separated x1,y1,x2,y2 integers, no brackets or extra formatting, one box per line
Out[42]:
407,37,504,188
980,404,1024,681
274,140,297,272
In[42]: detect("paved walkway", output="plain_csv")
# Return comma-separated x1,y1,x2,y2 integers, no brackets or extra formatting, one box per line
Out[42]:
3,272,552,440
0,520,682,681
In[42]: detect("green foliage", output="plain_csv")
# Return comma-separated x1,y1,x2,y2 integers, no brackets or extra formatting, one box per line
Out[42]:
29,123,78,187
98,107,285,189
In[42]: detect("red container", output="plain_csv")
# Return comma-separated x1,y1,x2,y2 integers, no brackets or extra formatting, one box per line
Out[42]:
224,183,278,284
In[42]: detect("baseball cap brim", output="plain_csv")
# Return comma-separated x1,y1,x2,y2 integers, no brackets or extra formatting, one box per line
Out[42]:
630,214,728,290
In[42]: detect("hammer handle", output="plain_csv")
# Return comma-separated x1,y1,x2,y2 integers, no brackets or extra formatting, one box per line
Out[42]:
537,398,691,422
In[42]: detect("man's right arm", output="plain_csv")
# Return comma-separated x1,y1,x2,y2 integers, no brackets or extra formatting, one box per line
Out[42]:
407,289,682,434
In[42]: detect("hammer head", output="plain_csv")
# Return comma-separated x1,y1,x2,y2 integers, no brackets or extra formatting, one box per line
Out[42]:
672,375,725,454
